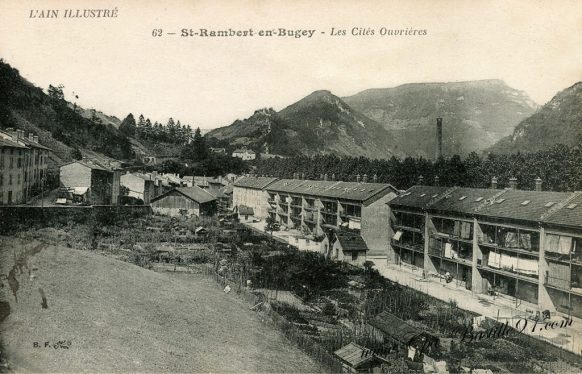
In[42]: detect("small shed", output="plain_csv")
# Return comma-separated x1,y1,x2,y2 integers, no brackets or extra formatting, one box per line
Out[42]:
334,342,385,373
237,205,255,223
332,232,369,266
367,311,439,357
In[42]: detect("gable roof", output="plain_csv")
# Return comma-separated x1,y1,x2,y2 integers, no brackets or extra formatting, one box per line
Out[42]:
368,311,429,345
234,176,279,189
0,138,27,149
151,186,216,204
389,185,450,210
335,232,368,253
238,205,254,215
476,189,570,222
266,179,398,204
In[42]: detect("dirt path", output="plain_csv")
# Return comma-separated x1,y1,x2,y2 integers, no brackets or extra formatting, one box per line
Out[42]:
0,237,322,373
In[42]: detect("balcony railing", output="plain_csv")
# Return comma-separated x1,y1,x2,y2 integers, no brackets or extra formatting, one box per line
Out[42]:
391,239,424,253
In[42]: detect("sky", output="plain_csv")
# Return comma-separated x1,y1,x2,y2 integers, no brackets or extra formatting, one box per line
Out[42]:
1,0,581,129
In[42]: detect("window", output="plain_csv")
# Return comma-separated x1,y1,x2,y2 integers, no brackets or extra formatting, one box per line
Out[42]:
8,174,12,185
459,196,467,201
352,252,358,261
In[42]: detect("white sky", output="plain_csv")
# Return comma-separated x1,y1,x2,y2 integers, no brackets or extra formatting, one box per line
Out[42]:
1,0,581,129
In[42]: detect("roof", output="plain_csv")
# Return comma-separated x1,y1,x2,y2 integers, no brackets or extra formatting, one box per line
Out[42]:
61,159,111,172
238,205,254,215
233,149,255,154
368,311,429,345
0,138,28,149
266,179,398,204
335,232,368,253
390,185,450,210
234,176,279,189
151,186,216,204
390,185,578,225
334,342,376,368
543,192,582,227
476,189,570,222
18,137,51,151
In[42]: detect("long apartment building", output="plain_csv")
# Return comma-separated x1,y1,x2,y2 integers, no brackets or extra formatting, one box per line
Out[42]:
389,180,582,318
0,129,51,205
233,175,399,258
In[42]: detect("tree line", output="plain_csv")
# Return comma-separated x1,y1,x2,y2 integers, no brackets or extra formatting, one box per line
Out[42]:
120,113,194,145
253,144,582,192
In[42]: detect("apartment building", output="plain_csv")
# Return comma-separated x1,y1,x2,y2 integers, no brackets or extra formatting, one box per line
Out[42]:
389,181,582,318
0,129,51,205
234,176,399,260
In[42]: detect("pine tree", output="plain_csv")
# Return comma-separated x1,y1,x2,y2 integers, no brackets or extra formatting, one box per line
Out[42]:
119,113,137,137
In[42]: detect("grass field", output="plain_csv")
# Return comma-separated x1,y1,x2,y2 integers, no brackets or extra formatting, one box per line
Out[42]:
0,237,321,373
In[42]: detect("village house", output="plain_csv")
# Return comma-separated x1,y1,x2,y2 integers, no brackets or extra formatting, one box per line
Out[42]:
388,178,582,319
59,159,120,205
150,186,217,218
232,148,256,160
119,172,157,204
0,129,51,205
331,232,370,266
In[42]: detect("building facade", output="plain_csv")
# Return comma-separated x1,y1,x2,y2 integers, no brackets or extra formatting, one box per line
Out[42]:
0,129,51,205
232,149,256,160
389,184,582,319
233,176,278,219
59,160,120,205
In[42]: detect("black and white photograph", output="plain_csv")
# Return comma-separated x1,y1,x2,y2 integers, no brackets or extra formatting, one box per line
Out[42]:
1,0,582,372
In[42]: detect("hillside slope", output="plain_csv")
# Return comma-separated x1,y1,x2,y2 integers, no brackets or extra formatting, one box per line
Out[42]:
208,91,399,159
344,80,538,157
0,60,133,163
0,238,319,372
488,82,582,153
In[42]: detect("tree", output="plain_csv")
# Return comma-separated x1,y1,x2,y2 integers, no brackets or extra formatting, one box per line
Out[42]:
265,215,277,238
70,147,83,160
47,84,65,101
119,113,137,137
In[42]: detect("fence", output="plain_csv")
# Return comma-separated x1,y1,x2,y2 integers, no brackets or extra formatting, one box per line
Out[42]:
201,265,344,373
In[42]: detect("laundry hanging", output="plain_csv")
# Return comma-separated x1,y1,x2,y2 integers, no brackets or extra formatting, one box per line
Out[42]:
545,234,561,253
519,232,532,251
444,243,453,258
558,236,573,255
453,221,461,237
505,231,520,248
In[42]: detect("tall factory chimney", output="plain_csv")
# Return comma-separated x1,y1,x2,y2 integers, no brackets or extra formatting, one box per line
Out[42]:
435,118,443,159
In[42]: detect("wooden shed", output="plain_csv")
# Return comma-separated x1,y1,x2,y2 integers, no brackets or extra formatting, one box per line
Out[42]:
150,186,217,218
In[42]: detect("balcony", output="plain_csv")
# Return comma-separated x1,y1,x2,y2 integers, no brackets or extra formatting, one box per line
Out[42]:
479,241,539,257
476,264,539,283
392,224,423,234
304,205,317,211
391,239,424,254
290,214,302,221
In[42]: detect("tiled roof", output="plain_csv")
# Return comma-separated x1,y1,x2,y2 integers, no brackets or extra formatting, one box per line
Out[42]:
430,187,506,215
266,179,397,203
476,189,570,222
234,176,279,189
335,232,368,253
389,185,450,209
391,185,578,225
540,191,582,227
175,187,216,204
18,137,51,151
368,311,427,345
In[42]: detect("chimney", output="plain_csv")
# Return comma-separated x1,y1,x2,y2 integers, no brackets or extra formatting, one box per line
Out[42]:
320,173,324,180
324,173,328,181
535,177,542,192
418,175,424,185
34,135,39,143
331,173,336,181
362,174,367,183
434,175,440,186
301,172,305,180
28,133,34,141
17,130,23,139
509,177,517,190
435,118,443,159
356,174,361,183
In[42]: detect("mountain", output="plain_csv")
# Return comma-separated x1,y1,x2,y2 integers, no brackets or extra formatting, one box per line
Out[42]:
488,82,582,153
0,60,133,163
343,80,538,158
207,90,399,159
